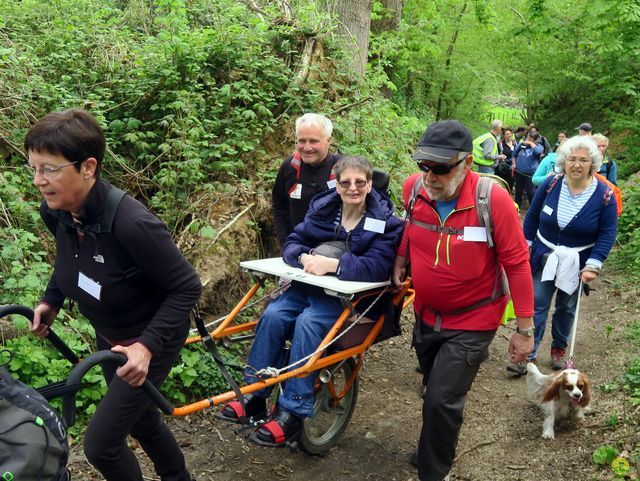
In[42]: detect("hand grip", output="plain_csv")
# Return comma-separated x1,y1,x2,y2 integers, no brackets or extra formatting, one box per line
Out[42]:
0,304,79,364
62,350,174,426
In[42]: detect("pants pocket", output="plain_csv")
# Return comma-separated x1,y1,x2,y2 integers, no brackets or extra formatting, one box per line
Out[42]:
466,348,490,366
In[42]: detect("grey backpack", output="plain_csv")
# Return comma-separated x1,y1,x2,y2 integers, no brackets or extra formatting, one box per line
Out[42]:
0,367,69,481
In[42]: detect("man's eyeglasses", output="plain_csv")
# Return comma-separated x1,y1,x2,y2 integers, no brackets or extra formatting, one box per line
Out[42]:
417,158,464,175
24,161,79,178
337,179,368,189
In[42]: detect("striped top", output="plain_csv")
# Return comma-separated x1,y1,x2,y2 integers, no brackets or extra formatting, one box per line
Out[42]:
557,177,598,230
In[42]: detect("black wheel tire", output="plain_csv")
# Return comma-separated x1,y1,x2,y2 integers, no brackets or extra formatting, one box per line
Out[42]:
299,357,359,456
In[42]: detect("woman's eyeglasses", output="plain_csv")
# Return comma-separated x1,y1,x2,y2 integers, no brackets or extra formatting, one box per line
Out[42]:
337,179,368,189
417,158,464,175
24,161,79,178
565,157,591,165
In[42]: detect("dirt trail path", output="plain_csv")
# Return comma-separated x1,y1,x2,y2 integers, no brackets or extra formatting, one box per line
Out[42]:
69,274,637,481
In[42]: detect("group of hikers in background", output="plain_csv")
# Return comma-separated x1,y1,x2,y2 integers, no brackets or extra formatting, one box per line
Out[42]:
472,119,619,212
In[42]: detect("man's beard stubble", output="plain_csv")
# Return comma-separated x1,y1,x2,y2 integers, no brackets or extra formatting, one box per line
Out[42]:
423,164,467,201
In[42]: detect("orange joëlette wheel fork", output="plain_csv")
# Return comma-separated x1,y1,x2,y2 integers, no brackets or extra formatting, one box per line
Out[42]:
327,355,363,406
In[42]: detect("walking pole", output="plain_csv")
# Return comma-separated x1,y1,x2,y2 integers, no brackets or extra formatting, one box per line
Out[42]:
565,280,583,370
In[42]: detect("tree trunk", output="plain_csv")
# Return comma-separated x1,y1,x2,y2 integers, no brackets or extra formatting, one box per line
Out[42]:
435,1,468,120
371,0,402,33
332,0,372,77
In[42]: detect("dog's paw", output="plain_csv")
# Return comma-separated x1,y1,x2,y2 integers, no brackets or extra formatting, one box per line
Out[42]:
542,429,555,440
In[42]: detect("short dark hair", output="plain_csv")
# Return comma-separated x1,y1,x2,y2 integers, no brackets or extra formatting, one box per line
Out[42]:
24,109,105,176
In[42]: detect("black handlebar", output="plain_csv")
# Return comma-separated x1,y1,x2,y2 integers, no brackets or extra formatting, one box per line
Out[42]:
62,351,174,426
0,304,175,426
0,304,79,364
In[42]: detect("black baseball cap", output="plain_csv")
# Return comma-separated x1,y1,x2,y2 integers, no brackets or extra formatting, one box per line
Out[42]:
576,122,592,131
412,120,473,163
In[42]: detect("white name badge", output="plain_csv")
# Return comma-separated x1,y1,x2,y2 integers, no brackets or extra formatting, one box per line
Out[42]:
543,205,554,216
289,183,302,199
326,179,337,189
463,226,488,242
363,217,386,234
78,272,102,300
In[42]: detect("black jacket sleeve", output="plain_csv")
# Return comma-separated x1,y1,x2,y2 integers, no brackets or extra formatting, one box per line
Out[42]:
272,157,293,246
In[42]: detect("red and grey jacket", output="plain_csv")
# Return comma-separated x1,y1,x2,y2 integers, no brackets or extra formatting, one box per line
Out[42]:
397,172,533,331
271,151,340,246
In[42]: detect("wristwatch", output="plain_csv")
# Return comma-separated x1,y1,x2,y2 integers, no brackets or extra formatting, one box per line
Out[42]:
516,326,535,337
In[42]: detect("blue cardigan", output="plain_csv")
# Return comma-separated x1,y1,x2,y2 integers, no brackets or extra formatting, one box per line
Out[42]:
523,174,617,274
282,189,403,282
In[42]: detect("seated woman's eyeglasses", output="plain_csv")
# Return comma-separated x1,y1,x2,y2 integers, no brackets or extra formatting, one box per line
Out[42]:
417,158,464,175
24,161,79,178
338,179,368,189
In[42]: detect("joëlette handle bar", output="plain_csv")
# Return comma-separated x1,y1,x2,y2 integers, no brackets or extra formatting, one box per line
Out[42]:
0,304,174,424
0,304,79,364
62,351,174,426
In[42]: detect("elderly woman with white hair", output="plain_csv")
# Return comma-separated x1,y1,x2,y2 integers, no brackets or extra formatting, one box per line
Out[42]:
508,136,617,375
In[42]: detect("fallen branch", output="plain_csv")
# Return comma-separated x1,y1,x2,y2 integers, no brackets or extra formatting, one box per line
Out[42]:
454,439,494,463
213,203,255,243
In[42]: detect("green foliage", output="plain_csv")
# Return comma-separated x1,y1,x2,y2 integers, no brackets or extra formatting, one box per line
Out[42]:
609,174,640,280
593,445,619,466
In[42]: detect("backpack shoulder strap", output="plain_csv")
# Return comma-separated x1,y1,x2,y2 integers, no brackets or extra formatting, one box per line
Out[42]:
475,176,494,248
406,174,423,220
545,173,563,193
101,187,126,234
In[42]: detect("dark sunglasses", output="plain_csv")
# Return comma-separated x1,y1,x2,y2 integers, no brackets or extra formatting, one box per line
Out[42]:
337,179,368,189
417,157,465,175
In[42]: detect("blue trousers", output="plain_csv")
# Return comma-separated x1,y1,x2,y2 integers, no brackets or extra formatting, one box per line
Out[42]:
245,284,343,418
530,267,579,360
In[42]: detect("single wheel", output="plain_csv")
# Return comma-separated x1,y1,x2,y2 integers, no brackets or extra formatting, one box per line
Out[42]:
299,357,359,455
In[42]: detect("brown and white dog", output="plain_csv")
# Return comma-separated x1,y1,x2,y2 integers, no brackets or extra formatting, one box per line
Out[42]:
526,362,591,439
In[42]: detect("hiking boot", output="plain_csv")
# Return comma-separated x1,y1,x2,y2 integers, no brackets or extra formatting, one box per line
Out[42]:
506,359,533,377
550,347,566,370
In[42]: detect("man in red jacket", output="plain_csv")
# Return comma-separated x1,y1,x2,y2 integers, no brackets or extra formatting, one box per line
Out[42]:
392,120,534,481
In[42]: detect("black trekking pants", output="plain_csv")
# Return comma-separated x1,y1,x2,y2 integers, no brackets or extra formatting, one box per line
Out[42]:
514,171,536,208
84,327,191,481
414,320,496,481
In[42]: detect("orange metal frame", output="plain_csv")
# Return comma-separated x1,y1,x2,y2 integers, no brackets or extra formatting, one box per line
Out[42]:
169,278,414,417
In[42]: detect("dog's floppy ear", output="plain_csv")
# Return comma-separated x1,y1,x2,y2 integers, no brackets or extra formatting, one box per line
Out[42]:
542,375,563,403
578,373,591,407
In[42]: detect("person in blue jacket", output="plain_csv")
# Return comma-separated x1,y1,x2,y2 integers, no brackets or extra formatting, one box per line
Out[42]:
532,132,568,186
219,155,403,445
513,128,544,208
522,135,617,371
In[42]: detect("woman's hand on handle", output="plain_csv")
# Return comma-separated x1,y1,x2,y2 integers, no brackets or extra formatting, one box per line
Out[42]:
30,303,58,338
112,342,153,387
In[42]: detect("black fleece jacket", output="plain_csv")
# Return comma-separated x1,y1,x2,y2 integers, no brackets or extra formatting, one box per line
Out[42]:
40,179,202,354
271,152,341,246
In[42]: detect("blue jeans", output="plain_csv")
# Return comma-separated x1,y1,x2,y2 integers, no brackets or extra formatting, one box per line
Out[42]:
530,267,579,360
244,284,343,418
476,164,495,174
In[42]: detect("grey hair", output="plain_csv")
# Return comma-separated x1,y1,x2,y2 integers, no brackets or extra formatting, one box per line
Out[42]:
295,113,333,139
592,133,609,147
333,155,373,181
556,135,602,174
491,119,503,130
